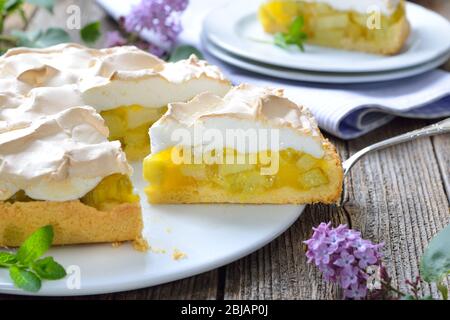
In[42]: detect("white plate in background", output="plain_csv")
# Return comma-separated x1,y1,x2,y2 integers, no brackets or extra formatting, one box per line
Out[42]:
204,0,450,73
203,36,450,83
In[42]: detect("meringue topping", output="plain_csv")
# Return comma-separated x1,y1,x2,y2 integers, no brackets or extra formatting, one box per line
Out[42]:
150,84,325,158
0,105,131,201
0,43,230,201
0,43,230,111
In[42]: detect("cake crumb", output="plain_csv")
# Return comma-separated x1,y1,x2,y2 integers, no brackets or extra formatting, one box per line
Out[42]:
150,246,167,254
111,242,123,248
133,236,149,252
172,248,187,261
165,227,172,234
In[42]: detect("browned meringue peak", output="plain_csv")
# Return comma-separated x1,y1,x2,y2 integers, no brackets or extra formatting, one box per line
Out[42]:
150,84,325,158
161,84,321,136
0,85,84,134
0,43,231,110
0,105,132,201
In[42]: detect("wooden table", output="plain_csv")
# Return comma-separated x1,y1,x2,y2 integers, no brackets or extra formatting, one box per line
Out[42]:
1,0,449,300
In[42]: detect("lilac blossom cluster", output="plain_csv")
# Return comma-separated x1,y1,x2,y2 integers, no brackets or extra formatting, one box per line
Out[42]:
304,223,383,300
105,0,189,57
125,0,188,45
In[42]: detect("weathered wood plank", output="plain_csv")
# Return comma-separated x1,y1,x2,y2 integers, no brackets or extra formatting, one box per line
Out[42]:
432,134,450,203
223,138,349,300
69,271,219,300
345,118,450,298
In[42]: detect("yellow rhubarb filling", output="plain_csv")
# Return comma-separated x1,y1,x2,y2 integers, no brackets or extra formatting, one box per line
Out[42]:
81,174,140,211
101,105,168,161
143,147,335,202
259,0,407,54
6,174,139,211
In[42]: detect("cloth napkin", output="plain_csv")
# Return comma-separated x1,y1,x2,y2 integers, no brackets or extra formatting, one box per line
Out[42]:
96,0,450,139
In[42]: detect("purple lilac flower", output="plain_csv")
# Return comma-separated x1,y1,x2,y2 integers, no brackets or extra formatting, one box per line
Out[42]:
105,31,127,47
304,222,383,300
125,0,189,46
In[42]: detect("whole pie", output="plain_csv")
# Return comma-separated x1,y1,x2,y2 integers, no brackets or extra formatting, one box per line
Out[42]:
259,0,410,55
143,84,343,204
0,43,231,247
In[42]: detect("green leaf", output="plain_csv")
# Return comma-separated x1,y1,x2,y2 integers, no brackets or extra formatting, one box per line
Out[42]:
437,282,448,300
12,28,70,48
274,33,288,49
9,265,41,292
32,257,66,280
420,223,450,283
4,0,23,13
25,0,54,13
169,45,203,62
11,29,38,47
0,252,17,267
289,16,305,38
16,225,53,265
273,16,307,52
80,21,101,44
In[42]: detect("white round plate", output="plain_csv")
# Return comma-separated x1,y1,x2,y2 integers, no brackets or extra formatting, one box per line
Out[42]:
204,36,450,84
204,0,450,73
0,163,304,296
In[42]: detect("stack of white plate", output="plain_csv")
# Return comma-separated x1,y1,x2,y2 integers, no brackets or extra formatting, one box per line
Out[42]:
203,0,450,84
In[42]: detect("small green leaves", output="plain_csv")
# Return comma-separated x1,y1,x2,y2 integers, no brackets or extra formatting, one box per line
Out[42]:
80,21,101,44
3,0,24,13
25,0,55,13
169,45,203,62
437,283,448,300
0,225,66,292
32,257,66,280
420,223,450,283
12,27,70,48
0,252,17,267
274,16,307,52
17,225,53,265
420,223,450,300
9,265,42,293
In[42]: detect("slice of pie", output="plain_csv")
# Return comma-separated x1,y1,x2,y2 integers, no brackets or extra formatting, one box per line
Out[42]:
259,0,410,55
0,100,143,248
143,84,343,204
0,44,231,248
0,44,231,160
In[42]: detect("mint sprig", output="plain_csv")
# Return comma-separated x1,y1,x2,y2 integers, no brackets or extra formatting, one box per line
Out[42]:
0,225,66,293
274,16,307,52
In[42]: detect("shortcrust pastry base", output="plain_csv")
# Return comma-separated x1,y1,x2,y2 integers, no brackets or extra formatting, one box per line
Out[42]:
0,201,145,250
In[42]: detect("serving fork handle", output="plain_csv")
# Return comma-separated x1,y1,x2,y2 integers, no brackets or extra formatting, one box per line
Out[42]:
342,117,450,177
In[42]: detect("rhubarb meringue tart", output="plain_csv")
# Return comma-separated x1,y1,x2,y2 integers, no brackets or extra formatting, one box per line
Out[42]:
259,0,410,55
0,100,143,248
0,43,231,160
143,84,343,204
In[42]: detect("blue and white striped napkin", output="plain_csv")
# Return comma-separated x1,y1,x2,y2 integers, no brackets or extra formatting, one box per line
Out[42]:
97,0,450,139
